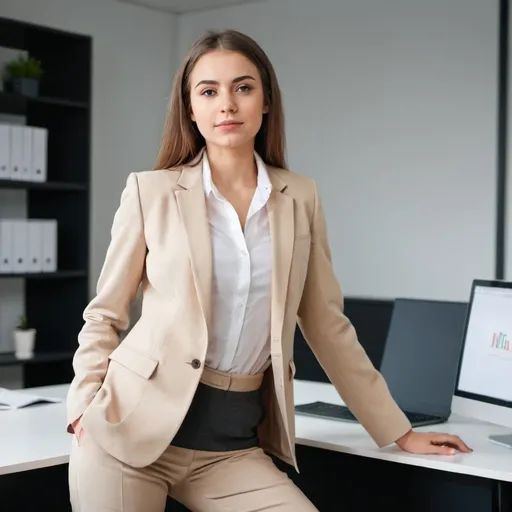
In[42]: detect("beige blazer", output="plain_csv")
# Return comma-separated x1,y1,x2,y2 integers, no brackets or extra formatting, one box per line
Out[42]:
66,153,411,472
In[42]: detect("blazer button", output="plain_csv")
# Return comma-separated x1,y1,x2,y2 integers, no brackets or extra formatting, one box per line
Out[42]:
191,359,201,369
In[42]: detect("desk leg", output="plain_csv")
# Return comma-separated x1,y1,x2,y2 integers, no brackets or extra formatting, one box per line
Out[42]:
493,481,509,512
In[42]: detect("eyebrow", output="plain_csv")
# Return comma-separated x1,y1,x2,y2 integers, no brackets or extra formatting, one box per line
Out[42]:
194,75,256,89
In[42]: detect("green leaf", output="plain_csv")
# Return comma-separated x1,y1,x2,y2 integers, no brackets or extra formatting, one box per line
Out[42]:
17,315,29,330
4,54,43,80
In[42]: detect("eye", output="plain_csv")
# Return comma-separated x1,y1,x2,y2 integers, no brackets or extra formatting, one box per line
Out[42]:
237,84,253,93
201,89,216,97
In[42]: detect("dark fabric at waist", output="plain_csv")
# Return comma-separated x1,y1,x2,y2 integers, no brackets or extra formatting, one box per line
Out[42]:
171,380,264,452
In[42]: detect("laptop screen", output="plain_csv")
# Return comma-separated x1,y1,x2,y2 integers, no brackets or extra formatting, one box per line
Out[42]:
379,298,467,417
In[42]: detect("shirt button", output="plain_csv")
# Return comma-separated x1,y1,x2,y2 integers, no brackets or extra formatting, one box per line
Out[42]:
191,359,201,369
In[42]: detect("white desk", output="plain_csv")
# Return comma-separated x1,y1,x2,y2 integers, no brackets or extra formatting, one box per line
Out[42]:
0,384,69,475
1,381,512,486
294,380,512,483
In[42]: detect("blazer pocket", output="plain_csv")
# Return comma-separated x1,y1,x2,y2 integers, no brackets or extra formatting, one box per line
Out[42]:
108,344,159,380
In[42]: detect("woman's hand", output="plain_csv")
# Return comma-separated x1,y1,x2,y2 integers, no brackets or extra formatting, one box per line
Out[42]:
72,417,84,443
395,429,473,455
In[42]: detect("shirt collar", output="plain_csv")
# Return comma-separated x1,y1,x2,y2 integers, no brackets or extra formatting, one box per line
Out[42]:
202,150,272,201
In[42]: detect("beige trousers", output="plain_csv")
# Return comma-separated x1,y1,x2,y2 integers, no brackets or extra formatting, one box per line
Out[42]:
68,366,318,511
68,435,317,511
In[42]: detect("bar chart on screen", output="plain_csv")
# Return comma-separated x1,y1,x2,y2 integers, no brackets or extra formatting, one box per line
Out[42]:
491,331,512,352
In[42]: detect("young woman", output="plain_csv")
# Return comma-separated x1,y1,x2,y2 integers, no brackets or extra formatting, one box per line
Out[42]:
66,29,471,511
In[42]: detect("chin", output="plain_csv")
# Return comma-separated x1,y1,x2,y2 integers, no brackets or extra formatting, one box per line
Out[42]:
210,134,255,150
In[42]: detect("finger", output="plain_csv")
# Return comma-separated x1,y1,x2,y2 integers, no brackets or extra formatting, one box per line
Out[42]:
435,435,472,453
427,443,457,456
456,437,472,452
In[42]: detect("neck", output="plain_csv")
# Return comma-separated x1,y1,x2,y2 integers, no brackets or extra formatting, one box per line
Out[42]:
206,143,257,191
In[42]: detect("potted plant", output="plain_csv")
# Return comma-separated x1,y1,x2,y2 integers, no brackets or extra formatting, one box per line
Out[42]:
3,54,44,97
13,315,36,359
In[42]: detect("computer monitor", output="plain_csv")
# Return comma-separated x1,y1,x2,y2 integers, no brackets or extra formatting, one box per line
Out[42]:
455,279,512,448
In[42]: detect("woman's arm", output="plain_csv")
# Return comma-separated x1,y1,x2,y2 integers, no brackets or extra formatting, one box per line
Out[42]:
66,172,147,433
297,179,411,448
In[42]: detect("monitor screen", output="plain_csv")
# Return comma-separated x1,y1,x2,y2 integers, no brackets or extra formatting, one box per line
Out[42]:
456,280,512,407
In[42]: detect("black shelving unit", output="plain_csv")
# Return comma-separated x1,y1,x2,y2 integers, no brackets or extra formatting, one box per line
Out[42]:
0,271,87,279
0,179,87,191
0,17,91,387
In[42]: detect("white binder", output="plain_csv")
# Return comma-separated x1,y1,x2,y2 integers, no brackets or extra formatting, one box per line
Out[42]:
11,219,29,273
0,124,10,180
27,220,43,272
20,126,33,181
32,127,47,182
41,219,57,272
9,125,23,181
0,220,13,273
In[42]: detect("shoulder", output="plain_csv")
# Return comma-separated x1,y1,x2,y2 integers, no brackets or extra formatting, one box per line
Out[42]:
129,168,182,189
122,168,183,202
116,169,185,217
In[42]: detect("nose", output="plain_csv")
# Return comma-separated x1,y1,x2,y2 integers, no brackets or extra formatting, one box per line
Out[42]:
220,92,238,114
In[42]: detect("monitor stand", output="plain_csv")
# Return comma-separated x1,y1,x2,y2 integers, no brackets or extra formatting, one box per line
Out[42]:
488,433,512,449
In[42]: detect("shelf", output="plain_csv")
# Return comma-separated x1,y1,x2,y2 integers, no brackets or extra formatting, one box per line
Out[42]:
29,95,89,109
0,91,89,115
0,17,91,388
0,351,74,366
0,270,87,279
0,179,88,191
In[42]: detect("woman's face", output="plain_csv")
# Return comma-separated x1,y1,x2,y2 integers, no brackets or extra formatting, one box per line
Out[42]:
189,49,268,152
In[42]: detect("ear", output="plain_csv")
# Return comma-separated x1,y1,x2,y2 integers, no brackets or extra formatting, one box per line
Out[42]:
263,105,269,114
191,111,196,122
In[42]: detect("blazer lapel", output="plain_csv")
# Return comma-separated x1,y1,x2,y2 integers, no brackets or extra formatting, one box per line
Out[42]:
266,169,295,449
267,169,295,351
175,157,212,331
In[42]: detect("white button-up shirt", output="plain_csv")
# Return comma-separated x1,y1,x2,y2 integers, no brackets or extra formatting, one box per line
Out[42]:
202,151,272,375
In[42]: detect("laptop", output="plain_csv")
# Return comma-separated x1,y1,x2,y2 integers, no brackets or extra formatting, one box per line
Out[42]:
295,298,468,427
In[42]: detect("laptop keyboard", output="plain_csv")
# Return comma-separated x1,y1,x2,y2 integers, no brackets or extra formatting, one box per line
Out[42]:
295,401,440,425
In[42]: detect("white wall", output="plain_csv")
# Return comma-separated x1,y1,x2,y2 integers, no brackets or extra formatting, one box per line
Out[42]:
179,0,499,302
0,0,177,362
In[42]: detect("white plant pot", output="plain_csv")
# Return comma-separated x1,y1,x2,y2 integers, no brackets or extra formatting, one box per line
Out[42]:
13,328,36,359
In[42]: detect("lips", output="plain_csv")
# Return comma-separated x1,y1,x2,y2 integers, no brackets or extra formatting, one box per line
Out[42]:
215,120,243,127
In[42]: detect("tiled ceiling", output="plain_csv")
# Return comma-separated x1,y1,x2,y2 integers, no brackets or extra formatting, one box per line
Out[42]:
116,0,266,14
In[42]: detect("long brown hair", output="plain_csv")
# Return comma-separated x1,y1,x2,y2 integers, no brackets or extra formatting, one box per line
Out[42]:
153,29,287,170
